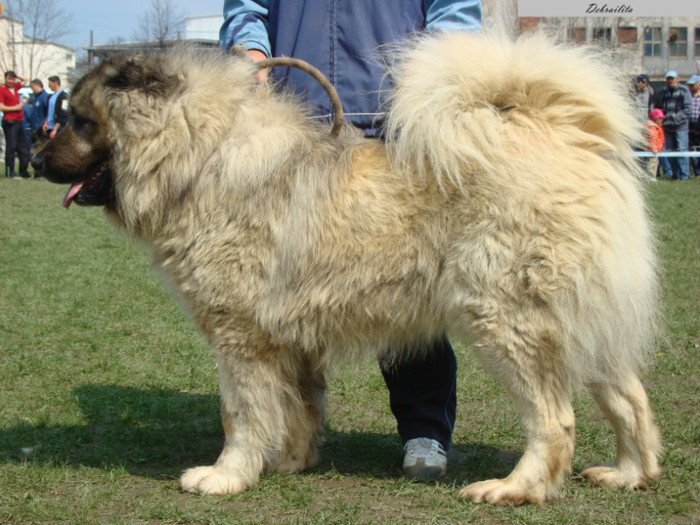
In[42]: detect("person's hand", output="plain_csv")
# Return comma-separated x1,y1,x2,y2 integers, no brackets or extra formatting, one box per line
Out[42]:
247,49,269,83
49,128,57,139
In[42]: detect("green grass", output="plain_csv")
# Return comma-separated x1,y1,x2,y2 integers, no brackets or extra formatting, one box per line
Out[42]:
1,178,699,524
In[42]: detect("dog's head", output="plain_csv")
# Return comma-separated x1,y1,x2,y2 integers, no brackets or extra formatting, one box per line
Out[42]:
32,54,180,210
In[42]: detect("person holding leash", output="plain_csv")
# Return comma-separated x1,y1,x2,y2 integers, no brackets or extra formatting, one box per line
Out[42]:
220,0,482,480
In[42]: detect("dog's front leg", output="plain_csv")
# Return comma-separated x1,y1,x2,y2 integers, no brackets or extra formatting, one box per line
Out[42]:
181,347,286,495
180,343,324,495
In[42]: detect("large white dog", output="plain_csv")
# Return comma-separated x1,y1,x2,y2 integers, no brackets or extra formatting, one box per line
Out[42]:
34,32,660,505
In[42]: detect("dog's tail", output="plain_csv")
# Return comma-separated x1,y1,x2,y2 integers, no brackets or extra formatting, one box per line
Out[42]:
386,32,660,387
384,32,644,190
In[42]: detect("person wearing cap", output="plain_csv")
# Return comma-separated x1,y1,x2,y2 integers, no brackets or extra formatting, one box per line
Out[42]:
633,74,659,122
687,75,700,176
659,70,692,179
0,70,31,178
221,0,482,481
644,108,665,178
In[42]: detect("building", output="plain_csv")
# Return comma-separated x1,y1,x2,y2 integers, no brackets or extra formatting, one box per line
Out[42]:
183,14,221,43
515,16,700,81
86,14,223,64
0,13,75,89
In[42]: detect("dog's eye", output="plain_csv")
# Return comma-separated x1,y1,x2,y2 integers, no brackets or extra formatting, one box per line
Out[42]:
72,115,94,134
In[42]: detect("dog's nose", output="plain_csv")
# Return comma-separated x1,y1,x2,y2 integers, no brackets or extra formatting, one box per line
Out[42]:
31,155,44,173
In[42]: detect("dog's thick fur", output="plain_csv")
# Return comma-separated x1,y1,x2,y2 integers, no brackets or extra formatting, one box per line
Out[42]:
34,33,661,505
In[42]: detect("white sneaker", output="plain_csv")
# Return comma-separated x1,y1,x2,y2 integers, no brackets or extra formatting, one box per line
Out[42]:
402,437,447,480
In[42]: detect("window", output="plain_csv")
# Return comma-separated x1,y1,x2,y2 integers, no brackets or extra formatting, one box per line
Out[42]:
695,27,700,56
644,27,662,57
518,17,543,33
593,28,612,43
567,27,586,44
668,27,687,57
617,27,637,45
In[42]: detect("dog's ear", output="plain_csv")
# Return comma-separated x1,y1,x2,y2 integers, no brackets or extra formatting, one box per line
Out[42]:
105,56,177,98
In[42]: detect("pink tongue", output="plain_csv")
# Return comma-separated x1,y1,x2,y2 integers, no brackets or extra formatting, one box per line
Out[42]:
63,182,85,209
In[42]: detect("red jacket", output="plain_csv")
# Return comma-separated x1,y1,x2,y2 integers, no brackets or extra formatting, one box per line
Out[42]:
645,121,664,153
0,81,23,122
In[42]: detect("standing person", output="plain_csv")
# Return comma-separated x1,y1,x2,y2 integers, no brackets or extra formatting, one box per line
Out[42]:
220,0,482,480
44,75,68,139
659,70,692,180
633,74,658,122
644,109,665,178
21,96,33,149
29,79,50,134
687,75,700,177
0,70,30,178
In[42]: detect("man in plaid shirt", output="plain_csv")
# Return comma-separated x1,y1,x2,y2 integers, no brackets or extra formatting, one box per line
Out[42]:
659,71,692,179
688,75,700,176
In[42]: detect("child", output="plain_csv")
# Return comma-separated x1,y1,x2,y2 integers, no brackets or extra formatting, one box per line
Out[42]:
645,108,665,178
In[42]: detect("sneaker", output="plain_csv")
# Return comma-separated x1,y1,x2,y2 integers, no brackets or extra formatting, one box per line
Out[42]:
402,437,447,480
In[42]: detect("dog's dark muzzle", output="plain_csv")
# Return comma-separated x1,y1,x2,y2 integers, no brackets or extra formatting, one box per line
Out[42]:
30,154,45,173
61,161,116,209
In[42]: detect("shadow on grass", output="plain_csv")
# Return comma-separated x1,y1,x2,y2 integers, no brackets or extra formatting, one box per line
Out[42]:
0,384,517,484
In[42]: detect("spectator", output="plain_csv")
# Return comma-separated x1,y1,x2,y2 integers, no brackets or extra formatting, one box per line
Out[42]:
220,0,482,480
0,70,30,178
21,95,33,149
659,71,692,180
633,74,658,122
687,75,700,177
644,108,665,178
29,79,50,135
44,75,68,139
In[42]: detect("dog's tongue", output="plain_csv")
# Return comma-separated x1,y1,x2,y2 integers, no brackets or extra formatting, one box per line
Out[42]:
63,182,84,209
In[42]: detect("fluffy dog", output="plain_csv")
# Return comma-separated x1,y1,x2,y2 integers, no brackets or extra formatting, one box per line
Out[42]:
33,33,661,505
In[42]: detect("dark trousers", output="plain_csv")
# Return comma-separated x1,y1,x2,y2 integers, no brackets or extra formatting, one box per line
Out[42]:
2,120,29,177
690,126,700,176
381,334,457,450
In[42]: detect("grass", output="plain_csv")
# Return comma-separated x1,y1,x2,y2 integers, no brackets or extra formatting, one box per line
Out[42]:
1,177,699,524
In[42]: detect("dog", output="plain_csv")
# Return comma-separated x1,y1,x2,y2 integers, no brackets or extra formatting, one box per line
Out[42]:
32,33,661,505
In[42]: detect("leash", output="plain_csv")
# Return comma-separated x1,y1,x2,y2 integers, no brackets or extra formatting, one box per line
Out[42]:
254,56,344,138
229,46,344,138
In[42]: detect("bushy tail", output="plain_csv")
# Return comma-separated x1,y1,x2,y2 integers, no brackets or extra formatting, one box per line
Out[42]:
386,32,659,386
384,32,644,190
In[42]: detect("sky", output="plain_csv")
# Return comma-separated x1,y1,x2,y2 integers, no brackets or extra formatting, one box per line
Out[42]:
61,0,224,50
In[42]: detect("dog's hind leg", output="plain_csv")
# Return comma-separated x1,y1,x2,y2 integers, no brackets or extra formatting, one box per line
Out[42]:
458,316,576,505
180,345,324,495
581,375,661,489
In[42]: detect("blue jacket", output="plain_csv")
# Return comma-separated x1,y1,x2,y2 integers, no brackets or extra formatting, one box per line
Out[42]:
220,0,481,133
29,89,49,131
22,103,33,133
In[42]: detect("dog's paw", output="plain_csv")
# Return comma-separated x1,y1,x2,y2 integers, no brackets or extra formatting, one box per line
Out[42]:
581,464,653,490
273,454,315,474
180,466,250,495
271,445,320,474
459,479,546,506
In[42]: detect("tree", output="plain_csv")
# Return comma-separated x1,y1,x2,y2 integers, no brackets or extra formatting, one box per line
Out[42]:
135,0,184,48
0,0,74,79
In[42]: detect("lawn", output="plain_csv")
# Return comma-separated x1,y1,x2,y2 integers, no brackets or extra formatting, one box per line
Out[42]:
1,177,698,524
